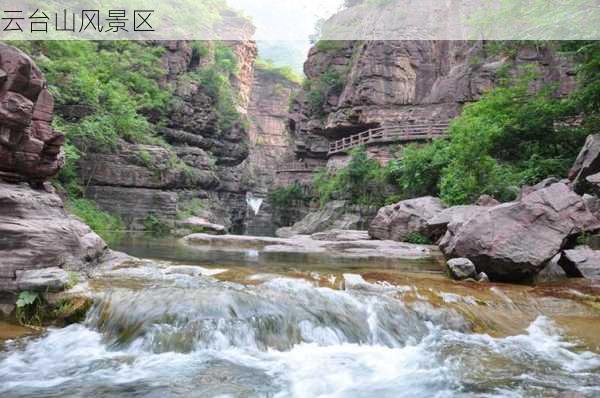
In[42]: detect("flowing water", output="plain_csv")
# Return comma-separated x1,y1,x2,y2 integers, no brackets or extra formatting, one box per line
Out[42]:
1,234,600,397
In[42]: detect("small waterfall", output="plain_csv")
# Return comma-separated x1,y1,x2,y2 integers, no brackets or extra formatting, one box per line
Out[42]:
246,192,263,216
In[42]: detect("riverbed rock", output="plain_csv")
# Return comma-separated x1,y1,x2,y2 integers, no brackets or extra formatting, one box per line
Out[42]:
0,43,64,183
311,229,370,241
276,201,377,238
0,182,108,292
176,216,226,235
558,247,600,279
369,196,445,242
183,232,440,262
446,258,477,280
440,182,600,282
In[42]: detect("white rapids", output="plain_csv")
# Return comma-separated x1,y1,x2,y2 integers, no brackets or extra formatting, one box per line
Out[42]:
1,267,599,398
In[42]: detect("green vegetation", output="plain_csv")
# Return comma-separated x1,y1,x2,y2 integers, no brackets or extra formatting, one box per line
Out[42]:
391,42,599,205
255,58,303,84
9,39,245,239
67,198,125,242
188,42,243,133
304,67,348,115
15,291,43,326
313,147,394,207
405,232,433,245
269,183,310,210
315,40,347,52
143,214,171,236
177,198,206,220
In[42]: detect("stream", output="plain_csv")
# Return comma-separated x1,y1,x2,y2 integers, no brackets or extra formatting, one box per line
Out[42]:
1,234,600,397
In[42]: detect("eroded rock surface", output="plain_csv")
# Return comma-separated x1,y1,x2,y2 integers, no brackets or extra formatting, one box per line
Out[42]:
0,182,107,292
0,43,64,184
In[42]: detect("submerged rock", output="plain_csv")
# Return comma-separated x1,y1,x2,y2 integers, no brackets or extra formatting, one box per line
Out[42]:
446,258,477,280
440,183,600,282
369,196,445,241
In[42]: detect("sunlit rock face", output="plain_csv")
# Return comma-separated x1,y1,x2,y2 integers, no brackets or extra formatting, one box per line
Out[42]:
0,43,64,184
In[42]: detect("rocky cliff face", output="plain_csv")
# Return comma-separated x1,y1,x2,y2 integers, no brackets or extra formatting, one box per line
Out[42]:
78,40,262,232
290,40,577,165
0,45,107,295
242,68,300,235
0,43,64,185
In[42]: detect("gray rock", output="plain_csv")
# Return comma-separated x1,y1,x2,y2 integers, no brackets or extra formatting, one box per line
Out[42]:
558,247,600,279
0,182,108,292
476,272,490,283
276,201,377,238
85,185,178,230
569,134,600,194
176,216,226,235
475,195,500,207
426,205,486,242
535,255,569,283
311,229,370,241
369,196,445,241
440,183,600,282
446,258,477,280
16,267,69,292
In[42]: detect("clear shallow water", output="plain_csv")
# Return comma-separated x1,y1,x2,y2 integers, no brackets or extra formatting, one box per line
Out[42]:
1,236,600,398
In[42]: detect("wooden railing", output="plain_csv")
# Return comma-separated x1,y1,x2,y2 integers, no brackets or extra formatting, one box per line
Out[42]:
328,123,449,156
275,162,318,173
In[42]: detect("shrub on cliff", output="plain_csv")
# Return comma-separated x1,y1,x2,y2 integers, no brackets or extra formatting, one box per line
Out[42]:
313,147,395,207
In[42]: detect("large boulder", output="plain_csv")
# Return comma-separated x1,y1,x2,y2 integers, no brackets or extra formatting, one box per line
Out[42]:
440,183,600,282
558,247,600,279
369,196,445,241
276,200,377,238
0,43,64,184
569,134,600,194
0,182,107,292
426,205,487,242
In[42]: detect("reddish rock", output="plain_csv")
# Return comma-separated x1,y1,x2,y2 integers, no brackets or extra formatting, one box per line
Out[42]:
440,183,600,282
0,43,64,183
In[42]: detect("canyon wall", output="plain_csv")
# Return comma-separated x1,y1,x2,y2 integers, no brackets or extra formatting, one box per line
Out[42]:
0,45,107,296
77,40,251,233
289,41,577,167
